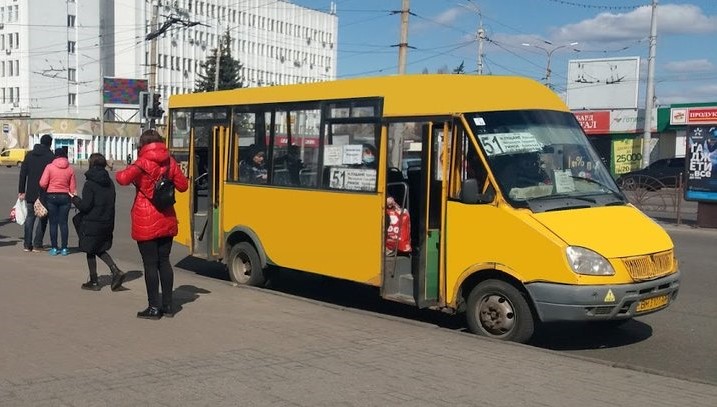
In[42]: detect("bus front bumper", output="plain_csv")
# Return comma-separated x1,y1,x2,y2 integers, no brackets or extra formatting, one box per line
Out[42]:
524,271,680,322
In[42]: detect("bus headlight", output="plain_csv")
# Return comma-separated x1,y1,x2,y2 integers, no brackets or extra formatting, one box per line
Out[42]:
566,246,615,276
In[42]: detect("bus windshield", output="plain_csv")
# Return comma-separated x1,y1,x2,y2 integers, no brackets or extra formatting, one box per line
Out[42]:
468,110,623,211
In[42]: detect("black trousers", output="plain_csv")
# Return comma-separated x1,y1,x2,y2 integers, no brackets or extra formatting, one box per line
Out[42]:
86,252,118,281
137,236,174,308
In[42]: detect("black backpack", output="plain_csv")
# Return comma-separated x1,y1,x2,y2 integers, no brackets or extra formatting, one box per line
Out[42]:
137,165,175,210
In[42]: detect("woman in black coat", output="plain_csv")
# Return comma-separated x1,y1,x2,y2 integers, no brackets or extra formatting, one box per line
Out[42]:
70,153,126,291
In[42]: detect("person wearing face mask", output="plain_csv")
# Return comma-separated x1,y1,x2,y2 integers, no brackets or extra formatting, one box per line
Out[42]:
361,144,377,169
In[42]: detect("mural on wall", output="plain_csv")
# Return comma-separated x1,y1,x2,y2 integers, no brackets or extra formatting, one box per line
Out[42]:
0,120,29,150
2,118,158,150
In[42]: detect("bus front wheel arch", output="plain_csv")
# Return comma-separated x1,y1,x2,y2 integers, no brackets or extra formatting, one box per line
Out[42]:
466,279,535,343
227,242,266,287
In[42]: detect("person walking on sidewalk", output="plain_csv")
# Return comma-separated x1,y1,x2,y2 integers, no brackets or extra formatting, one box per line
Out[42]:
17,134,54,252
70,153,126,291
116,130,188,320
39,148,77,256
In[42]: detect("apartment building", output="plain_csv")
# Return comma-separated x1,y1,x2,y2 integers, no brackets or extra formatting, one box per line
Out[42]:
0,0,337,159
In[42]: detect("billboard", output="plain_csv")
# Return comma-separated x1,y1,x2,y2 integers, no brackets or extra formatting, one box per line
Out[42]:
685,126,717,202
103,78,148,105
566,57,640,110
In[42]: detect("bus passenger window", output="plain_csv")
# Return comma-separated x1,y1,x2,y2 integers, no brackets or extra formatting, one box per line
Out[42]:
270,107,320,188
228,110,261,182
322,122,379,192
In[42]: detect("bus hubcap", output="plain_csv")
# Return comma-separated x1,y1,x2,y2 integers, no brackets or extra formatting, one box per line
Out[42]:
478,294,515,335
232,253,252,284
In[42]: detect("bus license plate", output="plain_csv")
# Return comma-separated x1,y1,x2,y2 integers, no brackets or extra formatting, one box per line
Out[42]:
636,294,669,313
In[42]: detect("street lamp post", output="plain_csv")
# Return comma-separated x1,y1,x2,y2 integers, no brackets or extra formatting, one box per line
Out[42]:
522,41,578,89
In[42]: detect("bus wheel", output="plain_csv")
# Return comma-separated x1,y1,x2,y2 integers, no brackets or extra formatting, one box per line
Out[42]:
228,242,266,287
466,279,534,343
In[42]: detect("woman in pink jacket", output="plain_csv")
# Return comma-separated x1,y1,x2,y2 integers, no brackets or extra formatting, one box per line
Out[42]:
39,148,77,256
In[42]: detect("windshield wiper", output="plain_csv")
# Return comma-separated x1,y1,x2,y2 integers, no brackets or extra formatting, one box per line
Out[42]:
528,193,596,203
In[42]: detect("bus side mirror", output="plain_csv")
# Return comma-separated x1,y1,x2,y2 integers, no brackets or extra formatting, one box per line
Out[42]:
460,179,493,204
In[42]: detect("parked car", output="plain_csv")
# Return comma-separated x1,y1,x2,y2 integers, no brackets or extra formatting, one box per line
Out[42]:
0,148,27,167
616,157,686,190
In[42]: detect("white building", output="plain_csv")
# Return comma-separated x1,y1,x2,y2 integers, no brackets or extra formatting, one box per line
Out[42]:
1,0,100,119
0,0,338,160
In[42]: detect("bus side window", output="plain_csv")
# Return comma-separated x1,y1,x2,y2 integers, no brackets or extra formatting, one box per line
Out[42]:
269,108,320,188
321,122,379,192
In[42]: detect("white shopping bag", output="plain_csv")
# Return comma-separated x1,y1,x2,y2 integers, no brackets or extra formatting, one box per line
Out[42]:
13,198,27,226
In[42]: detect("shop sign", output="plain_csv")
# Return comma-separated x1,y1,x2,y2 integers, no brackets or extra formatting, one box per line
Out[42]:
610,109,640,133
574,111,610,134
670,107,717,125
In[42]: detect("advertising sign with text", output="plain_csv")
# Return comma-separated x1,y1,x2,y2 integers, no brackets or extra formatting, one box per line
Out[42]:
670,107,717,125
574,111,610,134
612,137,643,175
685,126,717,202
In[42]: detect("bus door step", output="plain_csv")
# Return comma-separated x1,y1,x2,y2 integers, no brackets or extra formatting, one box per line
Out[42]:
384,292,416,305
383,256,416,305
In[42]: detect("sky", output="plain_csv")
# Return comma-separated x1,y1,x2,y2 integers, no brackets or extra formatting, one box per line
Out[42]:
290,0,717,107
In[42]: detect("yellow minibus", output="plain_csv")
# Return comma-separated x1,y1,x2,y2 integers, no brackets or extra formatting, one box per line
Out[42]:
0,148,27,167
167,75,679,342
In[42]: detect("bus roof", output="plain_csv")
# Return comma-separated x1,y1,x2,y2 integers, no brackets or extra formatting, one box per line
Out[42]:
169,74,569,117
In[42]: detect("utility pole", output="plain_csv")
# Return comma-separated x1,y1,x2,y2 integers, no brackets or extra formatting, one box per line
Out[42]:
148,0,159,93
641,0,658,169
214,23,222,91
397,0,410,74
477,27,485,75
145,1,160,131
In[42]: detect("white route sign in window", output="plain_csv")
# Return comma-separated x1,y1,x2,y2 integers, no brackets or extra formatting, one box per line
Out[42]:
329,168,376,191
478,132,543,156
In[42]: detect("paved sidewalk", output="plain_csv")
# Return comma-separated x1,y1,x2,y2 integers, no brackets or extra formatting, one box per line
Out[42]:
0,232,716,406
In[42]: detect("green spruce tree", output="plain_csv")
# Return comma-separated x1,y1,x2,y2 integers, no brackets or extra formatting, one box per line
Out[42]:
195,30,244,92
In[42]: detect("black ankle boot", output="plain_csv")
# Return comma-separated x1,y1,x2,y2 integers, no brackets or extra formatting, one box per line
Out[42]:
137,306,162,320
110,266,126,291
161,304,175,318
81,280,100,291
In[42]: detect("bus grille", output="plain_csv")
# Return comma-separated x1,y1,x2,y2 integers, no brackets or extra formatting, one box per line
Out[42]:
621,250,674,281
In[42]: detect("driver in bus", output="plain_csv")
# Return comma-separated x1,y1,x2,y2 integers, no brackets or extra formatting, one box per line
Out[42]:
498,152,550,193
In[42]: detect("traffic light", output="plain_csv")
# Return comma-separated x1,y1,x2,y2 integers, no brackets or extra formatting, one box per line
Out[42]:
147,93,164,119
139,91,150,120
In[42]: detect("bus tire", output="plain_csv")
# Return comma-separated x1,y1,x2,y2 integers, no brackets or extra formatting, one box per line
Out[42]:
466,279,534,343
227,242,266,287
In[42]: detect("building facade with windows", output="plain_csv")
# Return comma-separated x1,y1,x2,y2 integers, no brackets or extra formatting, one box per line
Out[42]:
0,0,338,161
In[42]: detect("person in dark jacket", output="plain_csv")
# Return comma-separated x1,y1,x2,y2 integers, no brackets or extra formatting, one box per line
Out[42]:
18,134,54,252
70,153,126,291
239,145,268,184
116,130,189,320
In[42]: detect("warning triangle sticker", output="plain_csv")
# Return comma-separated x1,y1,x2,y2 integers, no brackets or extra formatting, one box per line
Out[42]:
604,289,616,303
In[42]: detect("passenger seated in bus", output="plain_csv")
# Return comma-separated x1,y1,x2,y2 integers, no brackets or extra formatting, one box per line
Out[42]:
360,144,377,169
240,146,268,184
274,145,303,185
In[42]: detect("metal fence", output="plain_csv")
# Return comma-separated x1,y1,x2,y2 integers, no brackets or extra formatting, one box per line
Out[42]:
616,174,696,225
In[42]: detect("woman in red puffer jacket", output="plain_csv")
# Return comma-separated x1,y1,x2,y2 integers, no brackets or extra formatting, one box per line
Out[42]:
116,129,188,320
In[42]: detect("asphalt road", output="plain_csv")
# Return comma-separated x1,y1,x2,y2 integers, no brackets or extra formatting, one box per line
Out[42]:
2,164,715,384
